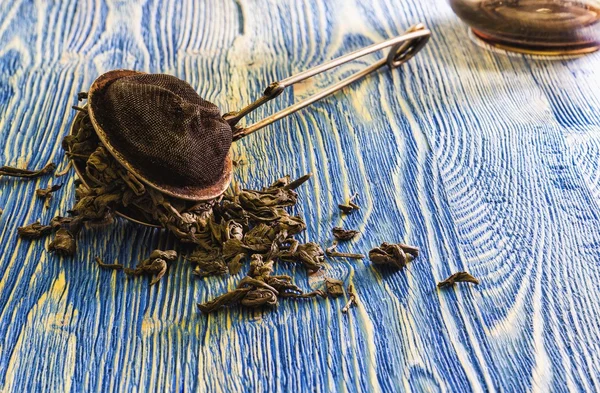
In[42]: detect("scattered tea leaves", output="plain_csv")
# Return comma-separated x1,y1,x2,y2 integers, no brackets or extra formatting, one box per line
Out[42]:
198,254,325,313
36,184,63,208
6,94,431,319
95,256,123,270
18,221,52,239
342,284,357,313
369,242,419,269
438,272,479,289
0,163,56,178
14,115,331,314
324,277,345,298
125,250,177,286
332,226,359,241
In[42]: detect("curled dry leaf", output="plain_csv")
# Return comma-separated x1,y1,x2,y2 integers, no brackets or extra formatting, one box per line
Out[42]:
124,249,178,286
36,184,63,208
369,242,419,269
95,256,123,270
332,227,359,241
279,242,325,272
49,229,76,256
0,163,56,178
437,272,479,289
324,277,345,298
18,221,52,239
342,284,357,313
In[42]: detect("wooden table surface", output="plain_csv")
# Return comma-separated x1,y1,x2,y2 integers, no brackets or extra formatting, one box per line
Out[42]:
1,0,600,392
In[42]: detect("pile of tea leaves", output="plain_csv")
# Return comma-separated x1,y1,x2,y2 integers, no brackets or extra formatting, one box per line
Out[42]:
9,106,332,313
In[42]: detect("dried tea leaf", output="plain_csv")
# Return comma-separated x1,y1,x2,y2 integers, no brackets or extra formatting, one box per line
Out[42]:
282,173,312,190
279,242,325,272
34,131,325,310
263,276,325,300
95,256,123,270
369,242,419,269
324,277,345,298
71,191,120,221
71,105,87,113
187,246,228,277
228,253,245,274
438,272,479,289
55,161,73,177
197,288,251,313
49,229,76,256
36,184,63,208
244,223,277,245
342,284,357,313
225,220,244,241
247,255,274,278
282,290,326,299
50,216,76,231
18,221,52,239
221,238,246,260
238,187,298,210
338,192,360,214
325,242,364,259
276,215,306,236
125,249,177,285
399,244,419,258
0,163,56,178
240,288,279,307
149,249,178,262
267,175,292,189
332,226,359,241
192,258,228,277
222,238,270,260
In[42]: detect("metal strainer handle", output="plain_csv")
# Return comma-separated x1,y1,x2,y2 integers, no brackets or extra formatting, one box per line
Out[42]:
225,23,431,140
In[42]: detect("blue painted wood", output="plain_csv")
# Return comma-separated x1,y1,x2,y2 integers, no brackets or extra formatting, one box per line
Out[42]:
1,0,599,391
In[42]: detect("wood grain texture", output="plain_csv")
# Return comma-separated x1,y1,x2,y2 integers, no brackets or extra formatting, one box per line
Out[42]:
1,0,599,391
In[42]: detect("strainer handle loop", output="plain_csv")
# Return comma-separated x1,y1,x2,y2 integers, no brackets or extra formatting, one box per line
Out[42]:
226,24,431,141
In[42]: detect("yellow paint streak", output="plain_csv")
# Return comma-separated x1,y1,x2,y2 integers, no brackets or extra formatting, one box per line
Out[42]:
348,84,374,123
353,293,383,393
393,72,493,391
297,111,324,237
3,272,77,393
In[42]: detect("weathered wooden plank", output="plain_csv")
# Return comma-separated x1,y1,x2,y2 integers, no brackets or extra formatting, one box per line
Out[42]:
0,0,599,392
